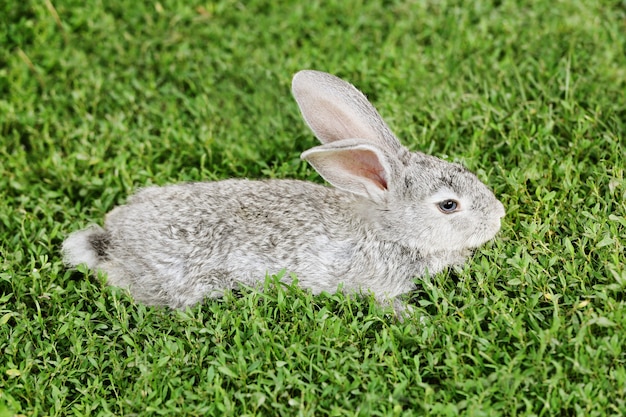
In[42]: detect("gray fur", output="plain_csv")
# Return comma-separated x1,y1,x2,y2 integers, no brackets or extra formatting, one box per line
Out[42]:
63,70,505,312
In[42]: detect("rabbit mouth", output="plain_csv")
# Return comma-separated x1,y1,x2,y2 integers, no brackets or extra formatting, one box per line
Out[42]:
466,221,503,248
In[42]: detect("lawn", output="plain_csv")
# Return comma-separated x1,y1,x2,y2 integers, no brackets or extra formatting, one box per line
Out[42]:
1,0,625,415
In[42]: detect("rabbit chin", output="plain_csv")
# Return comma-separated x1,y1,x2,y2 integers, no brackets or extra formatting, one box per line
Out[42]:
466,225,503,249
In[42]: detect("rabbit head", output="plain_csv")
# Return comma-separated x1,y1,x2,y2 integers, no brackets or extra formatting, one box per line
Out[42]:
292,70,505,256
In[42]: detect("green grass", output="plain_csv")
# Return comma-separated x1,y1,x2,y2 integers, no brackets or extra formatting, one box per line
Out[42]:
1,0,625,415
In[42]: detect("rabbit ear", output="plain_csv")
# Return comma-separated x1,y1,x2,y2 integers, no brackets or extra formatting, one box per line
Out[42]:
301,139,392,202
292,70,403,155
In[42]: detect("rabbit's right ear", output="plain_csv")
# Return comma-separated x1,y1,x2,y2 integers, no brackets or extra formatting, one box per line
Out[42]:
301,139,393,203
292,70,403,156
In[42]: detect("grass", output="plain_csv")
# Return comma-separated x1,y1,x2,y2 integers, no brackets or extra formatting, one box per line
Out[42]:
1,0,625,415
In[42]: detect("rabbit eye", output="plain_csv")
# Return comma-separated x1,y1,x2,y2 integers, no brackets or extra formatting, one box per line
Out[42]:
438,199,459,213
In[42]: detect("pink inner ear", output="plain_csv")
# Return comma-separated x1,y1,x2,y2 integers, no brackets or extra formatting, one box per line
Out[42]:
350,149,388,190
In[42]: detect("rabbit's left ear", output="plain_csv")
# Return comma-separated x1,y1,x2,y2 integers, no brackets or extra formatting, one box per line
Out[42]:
301,139,392,202
292,70,403,156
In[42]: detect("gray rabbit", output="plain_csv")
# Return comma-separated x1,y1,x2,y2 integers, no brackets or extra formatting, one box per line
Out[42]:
63,70,505,313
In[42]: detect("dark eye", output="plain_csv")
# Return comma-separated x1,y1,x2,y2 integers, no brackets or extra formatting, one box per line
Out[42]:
438,199,459,213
